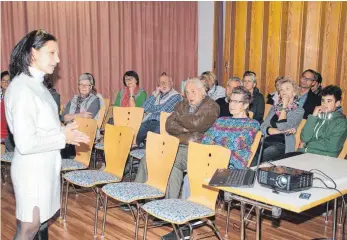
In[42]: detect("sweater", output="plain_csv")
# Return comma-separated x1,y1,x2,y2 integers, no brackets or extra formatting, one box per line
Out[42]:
299,111,347,157
201,117,260,169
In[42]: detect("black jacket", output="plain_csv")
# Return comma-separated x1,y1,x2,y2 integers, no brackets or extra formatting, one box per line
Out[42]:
250,87,265,124
302,89,321,119
215,97,232,117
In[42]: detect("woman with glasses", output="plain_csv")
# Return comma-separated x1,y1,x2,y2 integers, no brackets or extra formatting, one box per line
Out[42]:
62,73,101,123
259,77,304,162
113,70,147,107
181,86,259,199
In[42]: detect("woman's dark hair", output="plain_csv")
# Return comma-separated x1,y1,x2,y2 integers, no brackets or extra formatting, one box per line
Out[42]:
321,85,342,102
122,70,139,86
1,71,9,79
43,74,54,89
9,29,57,79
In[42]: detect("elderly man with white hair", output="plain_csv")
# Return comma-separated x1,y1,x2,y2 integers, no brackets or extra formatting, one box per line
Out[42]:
135,78,220,198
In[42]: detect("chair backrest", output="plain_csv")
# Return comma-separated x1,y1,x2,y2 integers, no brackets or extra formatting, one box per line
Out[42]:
60,104,64,116
295,119,307,150
247,131,262,167
145,132,179,193
160,112,172,135
1,143,5,154
112,107,144,143
74,118,98,166
248,111,254,119
96,106,106,129
104,124,134,177
187,142,230,210
264,104,272,118
338,140,347,159
104,98,110,109
101,106,113,130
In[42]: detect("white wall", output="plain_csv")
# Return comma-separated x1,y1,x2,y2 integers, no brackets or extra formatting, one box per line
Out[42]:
198,1,214,75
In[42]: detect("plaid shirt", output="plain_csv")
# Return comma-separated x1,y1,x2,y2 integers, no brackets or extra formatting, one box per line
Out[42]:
142,92,182,122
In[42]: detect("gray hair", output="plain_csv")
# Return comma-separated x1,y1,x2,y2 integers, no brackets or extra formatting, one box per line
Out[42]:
185,77,207,96
276,76,300,98
227,76,242,86
243,71,257,83
79,73,95,86
231,86,252,104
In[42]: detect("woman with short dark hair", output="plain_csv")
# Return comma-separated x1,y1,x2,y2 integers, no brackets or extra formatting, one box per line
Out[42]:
5,29,89,239
113,70,147,107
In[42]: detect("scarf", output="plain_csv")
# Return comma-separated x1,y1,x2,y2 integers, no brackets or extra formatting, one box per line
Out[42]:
69,93,98,115
120,86,139,107
273,98,299,117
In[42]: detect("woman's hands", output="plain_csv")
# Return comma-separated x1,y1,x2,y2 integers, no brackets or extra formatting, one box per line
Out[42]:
63,121,90,146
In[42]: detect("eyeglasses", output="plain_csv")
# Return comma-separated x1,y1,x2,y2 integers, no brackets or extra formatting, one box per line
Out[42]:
124,77,135,81
301,76,315,82
1,80,9,83
229,99,245,104
78,84,91,88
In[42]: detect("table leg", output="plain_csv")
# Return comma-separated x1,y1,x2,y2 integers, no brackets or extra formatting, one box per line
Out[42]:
255,206,262,240
240,202,246,240
332,198,337,240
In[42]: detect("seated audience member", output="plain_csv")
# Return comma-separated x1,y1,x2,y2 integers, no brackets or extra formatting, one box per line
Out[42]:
298,69,321,119
1,71,10,100
242,71,265,123
298,85,347,157
136,73,182,146
135,78,220,199
259,77,304,162
114,70,147,107
215,76,242,117
311,71,323,96
266,76,284,105
181,86,260,199
62,73,101,123
199,71,226,100
43,74,61,114
83,72,105,107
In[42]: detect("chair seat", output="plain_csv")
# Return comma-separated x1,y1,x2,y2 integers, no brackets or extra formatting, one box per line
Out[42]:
142,199,215,224
1,152,14,163
61,158,88,171
102,182,164,203
129,149,145,159
63,170,120,187
95,142,104,150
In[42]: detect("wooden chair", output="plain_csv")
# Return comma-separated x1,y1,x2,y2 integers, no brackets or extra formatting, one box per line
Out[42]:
160,112,172,135
62,125,134,237
103,98,110,109
264,104,272,119
101,132,179,239
60,118,97,216
295,119,307,151
60,104,65,116
96,106,106,129
338,140,347,159
141,142,230,240
248,111,254,119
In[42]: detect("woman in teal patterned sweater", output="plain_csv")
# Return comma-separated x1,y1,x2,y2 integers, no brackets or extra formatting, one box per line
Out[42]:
201,86,260,169
181,86,260,199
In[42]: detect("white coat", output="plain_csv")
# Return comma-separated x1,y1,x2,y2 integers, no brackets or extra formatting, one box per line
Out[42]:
5,67,66,223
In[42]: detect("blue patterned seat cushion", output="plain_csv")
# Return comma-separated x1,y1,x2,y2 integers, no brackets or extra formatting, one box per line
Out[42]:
129,149,145,159
1,152,14,163
95,142,104,150
102,182,164,203
63,170,120,187
61,158,87,171
142,199,215,224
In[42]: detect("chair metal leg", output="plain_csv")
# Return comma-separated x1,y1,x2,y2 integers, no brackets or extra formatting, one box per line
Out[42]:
240,202,246,240
142,212,149,240
135,201,141,240
94,187,100,237
255,206,262,240
333,198,338,240
225,200,231,236
63,181,70,221
60,175,64,218
187,223,193,239
101,194,108,237
171,224,182,240
339,197,345,225
129,156,134,182
207,219,223,240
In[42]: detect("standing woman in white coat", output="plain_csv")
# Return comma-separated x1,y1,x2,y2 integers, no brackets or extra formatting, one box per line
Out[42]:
5,30,90,240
